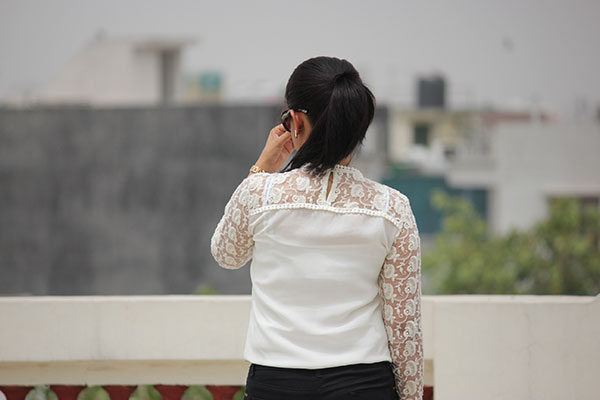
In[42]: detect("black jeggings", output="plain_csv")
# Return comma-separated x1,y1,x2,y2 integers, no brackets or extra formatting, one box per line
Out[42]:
244,361,398,400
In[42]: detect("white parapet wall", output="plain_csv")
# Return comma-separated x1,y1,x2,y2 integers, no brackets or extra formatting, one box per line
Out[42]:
0,295,252,385
0,294,599,399
429,295,600,400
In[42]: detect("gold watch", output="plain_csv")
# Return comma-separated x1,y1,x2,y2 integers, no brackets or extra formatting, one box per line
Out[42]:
249,165,268,174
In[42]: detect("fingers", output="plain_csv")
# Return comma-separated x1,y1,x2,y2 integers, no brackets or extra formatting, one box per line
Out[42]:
276,130,292,143
271,124,287,137
267,129,291,148
283,140,294,154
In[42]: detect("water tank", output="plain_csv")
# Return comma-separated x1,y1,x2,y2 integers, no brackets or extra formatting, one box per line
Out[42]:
417,75,446,108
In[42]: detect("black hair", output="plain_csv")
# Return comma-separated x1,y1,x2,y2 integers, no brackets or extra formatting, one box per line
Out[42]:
283,56,375,175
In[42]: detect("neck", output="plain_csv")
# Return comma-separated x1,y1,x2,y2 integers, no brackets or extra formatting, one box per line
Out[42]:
337,155,351,166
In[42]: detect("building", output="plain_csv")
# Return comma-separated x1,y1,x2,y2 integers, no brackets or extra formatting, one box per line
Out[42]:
384,103,598,235
449,119,600,234
37,35,195,106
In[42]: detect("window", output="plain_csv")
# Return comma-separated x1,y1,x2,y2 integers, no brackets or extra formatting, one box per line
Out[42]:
413,122,431,146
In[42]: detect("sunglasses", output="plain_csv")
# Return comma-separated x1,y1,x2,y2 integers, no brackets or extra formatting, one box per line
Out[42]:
280,108,308,132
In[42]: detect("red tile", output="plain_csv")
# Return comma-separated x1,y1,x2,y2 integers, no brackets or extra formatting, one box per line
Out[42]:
205,385,242,400
0,387,34,400
153,385,188,400
102,386,137,400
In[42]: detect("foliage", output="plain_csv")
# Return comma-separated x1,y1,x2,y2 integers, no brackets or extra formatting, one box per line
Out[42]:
130,385,162,400
77,386,110,400
182,385,214,400
422,190,600,295
194,284,219,295
232,387,246,400
25,386,58,400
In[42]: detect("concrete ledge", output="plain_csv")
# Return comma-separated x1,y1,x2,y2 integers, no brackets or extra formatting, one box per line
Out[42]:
0,360,250,385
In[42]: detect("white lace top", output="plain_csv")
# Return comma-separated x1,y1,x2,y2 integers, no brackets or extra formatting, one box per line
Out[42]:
211,164,423,400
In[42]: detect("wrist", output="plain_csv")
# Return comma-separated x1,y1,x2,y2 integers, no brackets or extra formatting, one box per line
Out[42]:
248,164,268,175
254,158,276,173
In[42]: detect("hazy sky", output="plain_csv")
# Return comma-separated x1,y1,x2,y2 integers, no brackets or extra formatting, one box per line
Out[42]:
1,0,599,116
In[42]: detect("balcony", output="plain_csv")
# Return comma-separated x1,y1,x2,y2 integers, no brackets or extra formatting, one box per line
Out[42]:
1,295,598,400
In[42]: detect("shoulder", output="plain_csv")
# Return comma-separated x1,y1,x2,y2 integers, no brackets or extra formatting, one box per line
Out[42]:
385,186,417,232
235,169,304,210
386,186,412,215
236,172,271,194
356,173,410,206
261,167,320,192
359,176,414,226
240,169,302,192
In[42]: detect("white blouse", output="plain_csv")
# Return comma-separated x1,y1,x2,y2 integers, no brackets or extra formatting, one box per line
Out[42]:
211,164,423,400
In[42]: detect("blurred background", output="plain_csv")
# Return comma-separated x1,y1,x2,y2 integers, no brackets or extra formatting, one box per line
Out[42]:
1,0,598,296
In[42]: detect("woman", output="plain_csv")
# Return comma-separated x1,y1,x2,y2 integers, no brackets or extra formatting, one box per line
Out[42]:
211,56,423,400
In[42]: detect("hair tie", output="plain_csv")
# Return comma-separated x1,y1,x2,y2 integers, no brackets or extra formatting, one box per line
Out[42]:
333,71,357,85
333,72,346,84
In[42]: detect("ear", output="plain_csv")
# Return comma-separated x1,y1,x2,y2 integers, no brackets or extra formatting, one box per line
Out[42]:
290,110,305,132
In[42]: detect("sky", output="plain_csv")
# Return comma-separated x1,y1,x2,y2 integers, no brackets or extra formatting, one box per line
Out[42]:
1,0,599,117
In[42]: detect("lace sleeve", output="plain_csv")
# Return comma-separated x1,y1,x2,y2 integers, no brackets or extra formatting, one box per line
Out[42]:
211,175,264,269
378,200,424,400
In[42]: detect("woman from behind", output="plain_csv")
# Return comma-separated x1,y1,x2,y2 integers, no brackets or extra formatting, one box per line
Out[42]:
211,56,423,400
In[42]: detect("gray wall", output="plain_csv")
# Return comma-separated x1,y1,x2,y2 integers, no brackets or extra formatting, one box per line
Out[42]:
0,105,283,295
0,104,388,296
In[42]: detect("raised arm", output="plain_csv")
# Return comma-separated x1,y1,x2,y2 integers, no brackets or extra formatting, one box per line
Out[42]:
378,205,424,400
211,177,258,269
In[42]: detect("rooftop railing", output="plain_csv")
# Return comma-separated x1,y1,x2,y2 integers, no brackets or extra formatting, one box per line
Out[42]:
1,294,598,400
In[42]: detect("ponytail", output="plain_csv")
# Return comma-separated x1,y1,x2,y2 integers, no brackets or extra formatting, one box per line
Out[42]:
283,57,375,175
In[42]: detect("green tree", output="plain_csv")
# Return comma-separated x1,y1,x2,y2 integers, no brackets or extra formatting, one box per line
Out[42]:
422,191,600,295
527,197,600,294
193,284,219,295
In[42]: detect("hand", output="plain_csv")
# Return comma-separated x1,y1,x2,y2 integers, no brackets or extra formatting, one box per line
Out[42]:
254,124,294,173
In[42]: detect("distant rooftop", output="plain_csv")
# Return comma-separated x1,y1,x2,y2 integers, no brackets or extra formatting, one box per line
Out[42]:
35,35,197,106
